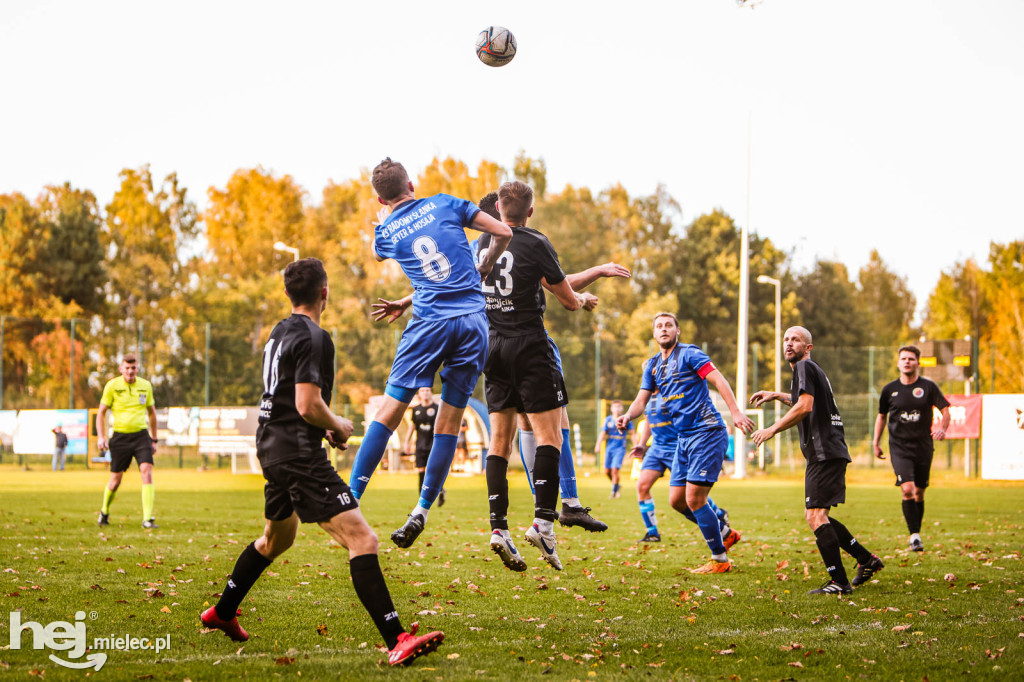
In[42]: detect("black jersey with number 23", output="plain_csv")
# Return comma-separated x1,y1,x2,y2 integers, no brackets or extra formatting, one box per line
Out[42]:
477,226,566,337
256,314,334,465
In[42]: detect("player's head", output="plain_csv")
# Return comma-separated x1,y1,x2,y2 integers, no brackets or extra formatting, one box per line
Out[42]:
478,192,500,220
120,354,138,382
783,326,813,363
284,258,329,311
497,180,534,225
652,312,679,350
372,157,413,203
897,345,920,376
417,387,434,404
610,399,623,416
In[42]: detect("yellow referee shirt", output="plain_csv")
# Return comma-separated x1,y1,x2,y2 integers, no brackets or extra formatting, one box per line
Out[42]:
99,376,155,433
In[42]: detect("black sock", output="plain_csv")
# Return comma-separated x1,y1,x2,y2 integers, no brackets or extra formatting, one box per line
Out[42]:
417,470,425,492
486,455,509,531
813,523,850,585
215,542,273,620
350,554,404,649
902,499,921,534
916,500,925,529
828,517,873,564
533,445,560,522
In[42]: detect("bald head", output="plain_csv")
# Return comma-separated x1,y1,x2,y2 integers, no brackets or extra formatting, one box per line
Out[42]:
786,326,812,344
783,326,813,364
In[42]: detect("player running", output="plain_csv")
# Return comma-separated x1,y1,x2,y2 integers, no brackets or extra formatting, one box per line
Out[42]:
596,400,633,498
751,326,884,595
350,158,511,549
201,258,442,665
479,180,596,572
629,389,734,544
872,345,950,552
619,312,754,574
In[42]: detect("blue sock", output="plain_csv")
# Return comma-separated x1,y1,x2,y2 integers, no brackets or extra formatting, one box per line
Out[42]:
639,499,658,534
349,421,393,499
418,433,457,509
612,483,620,494
706,497,728,531
692,503,726,555
558,429,578,500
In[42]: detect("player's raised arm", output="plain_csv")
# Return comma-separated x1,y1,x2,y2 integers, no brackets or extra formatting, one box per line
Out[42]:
751,393,813,447
543,277,586,311
705,369,755,434
470,211,512,277
371,294,413,324
564,262,631,291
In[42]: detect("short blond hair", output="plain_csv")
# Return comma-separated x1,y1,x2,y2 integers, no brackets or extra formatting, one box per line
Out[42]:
371,157,410,201
498,180,533,223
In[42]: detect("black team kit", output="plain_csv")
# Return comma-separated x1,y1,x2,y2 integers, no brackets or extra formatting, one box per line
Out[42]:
201,311,442,665
792,357,885,594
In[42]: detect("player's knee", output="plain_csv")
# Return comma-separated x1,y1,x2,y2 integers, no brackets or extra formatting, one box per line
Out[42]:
350,526,379,555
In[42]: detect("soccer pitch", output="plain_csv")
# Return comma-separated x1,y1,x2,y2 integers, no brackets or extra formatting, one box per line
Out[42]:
1,467,1020,680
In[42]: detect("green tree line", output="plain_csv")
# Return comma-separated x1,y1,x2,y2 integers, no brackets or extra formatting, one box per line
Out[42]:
1,155,1020,414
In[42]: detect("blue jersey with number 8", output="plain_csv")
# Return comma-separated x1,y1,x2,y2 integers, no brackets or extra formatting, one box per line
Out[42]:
374,194,485,320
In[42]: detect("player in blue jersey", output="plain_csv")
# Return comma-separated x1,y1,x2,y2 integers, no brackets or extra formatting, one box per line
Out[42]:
596,400,633,498
629,390,736,545
351,158,512,549
476,191,629,532
619,312,754,574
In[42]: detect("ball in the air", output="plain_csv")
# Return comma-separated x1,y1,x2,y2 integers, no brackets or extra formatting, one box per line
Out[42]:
475,26,516,67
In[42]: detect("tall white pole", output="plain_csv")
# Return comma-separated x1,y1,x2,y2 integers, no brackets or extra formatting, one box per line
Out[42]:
734,112,752,479
773,280,781,466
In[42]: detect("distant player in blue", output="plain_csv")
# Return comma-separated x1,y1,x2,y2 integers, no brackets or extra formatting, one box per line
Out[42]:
630,389,733,544
352,157,511,549
595,401,632,498
619,312,754,574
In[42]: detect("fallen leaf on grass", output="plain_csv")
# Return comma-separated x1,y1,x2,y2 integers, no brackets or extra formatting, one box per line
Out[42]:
892,624,910,632
788,661,803,668
160,606,172,613
316,624,328,636
447,653,460,660
275,657,295,665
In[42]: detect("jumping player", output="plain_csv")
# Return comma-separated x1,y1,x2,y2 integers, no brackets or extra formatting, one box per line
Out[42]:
350,158,511,549
751,326,884,594
201,258,442,665
619,312,754,574
629,389,735,544
479,180,595,572
872,345,950,552
596,400,632,498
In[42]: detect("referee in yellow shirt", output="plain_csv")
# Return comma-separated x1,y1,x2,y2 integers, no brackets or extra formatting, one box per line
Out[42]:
96,354,159,528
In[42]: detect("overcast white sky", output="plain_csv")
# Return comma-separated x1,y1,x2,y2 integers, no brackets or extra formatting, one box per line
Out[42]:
2,1,1021,318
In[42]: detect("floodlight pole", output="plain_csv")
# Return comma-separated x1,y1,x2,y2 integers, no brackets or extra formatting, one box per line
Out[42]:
756,275,781,467
734,112,752,479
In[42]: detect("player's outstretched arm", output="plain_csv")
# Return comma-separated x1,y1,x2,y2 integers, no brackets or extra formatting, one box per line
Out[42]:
706,369,755,435
470,212,512,277
749,390,792,408
295,383,354,447
619,390,652,433
564,262,631,292
872,413,887,458
751,393,813,446
372,295,413,324
544,278,585,311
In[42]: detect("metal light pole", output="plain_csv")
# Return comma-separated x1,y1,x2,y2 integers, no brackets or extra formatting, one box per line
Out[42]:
273,241,300,262
733,113,753,479
757,275,781,466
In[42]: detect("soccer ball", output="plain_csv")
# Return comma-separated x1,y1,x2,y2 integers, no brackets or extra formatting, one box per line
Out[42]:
475,26,516,67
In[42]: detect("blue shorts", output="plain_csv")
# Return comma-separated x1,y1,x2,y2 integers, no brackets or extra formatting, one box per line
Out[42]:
387,312,488,397
547,335,562,373
604,444,627,470
669,426,729,487
641,443,674,474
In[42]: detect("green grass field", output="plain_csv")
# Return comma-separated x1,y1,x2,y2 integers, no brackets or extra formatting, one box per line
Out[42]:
1,465,1020,680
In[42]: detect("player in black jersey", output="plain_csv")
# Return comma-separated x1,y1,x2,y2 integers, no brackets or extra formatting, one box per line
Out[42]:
404,387,445,507
477,180,597,572
751,326,884,595
201,258,442,666
872,345,950,552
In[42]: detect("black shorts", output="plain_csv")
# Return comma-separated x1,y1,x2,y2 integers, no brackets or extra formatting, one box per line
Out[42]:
804,459,848,509
484,332,568,414
261,450,359,524
414,447,431,469
109,430,154,473
890,440,934,488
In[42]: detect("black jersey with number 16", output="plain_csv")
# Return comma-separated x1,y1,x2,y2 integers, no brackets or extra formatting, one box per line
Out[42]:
477,226,566,337
256,314,334,465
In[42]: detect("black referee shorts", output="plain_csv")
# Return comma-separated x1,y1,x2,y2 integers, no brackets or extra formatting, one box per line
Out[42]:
261,450,359,524
109,430,154,473
484,332,568,414
804,459,848,509
890,440,934,488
